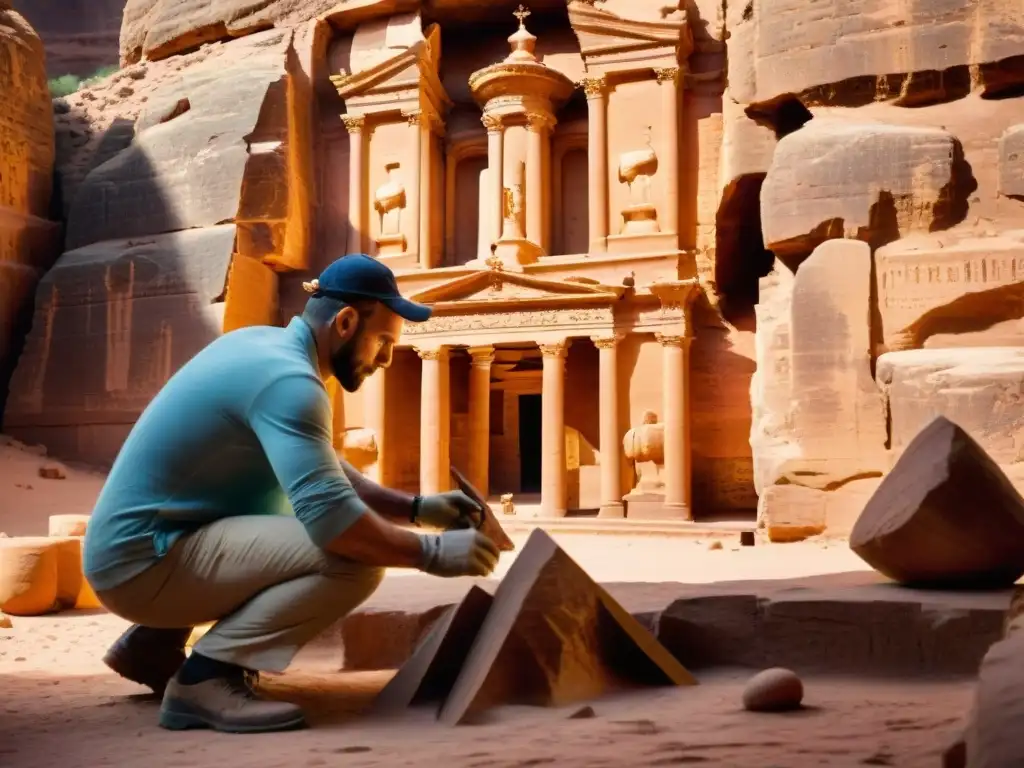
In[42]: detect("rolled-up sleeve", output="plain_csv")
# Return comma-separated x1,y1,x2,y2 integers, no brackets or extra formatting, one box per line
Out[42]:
246,373,369,548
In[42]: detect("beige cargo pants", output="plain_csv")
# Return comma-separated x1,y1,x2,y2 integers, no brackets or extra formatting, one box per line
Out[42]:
95,515,385,673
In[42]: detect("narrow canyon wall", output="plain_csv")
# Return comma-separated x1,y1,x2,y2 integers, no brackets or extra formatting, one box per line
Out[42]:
0,7,59,426
2,24,321,463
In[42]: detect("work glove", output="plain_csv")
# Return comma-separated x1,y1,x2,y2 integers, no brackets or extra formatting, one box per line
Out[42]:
419,529,500,578
416,490,485,531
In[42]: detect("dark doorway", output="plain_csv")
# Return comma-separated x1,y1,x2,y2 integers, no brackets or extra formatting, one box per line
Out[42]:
518,393,542,493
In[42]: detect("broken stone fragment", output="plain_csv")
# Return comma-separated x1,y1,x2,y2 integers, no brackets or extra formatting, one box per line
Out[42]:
38,461,66,480
0,612,11,629
742,668,804,712
849,416,1024,588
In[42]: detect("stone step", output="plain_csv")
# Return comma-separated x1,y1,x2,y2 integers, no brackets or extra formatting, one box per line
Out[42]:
308,572,1019,679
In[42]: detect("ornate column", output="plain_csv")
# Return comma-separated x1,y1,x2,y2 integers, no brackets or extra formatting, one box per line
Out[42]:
363,368,387,484
418,347,451,495
467,346,495,497
404,110,423,263
654,67,681,237
483,114,504,249
656,332,692,519
342,114,367,255
539,340,569,517
580,77,608,253
526,113,550,247
593,335,624,518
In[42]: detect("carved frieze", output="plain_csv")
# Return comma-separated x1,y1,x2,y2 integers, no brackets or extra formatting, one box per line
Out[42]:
403,307,614,336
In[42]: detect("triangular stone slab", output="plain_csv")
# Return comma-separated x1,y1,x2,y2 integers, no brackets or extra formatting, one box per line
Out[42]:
437,529,697,725
849,415,1024,588
371,585,494,715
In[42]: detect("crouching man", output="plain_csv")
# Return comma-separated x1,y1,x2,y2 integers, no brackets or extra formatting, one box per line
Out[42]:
82,254,499,734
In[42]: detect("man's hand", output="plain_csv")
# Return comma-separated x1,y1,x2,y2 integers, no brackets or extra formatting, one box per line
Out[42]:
419,529,500,578
417,490,484,531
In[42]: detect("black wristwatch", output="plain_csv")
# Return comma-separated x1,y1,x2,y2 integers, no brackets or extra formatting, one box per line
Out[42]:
411,495,423,525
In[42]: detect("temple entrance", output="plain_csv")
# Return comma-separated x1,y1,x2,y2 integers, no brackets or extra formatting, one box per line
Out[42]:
518,393,542,493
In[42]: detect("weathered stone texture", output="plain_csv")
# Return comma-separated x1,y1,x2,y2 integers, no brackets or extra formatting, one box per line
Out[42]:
964,630,1024,768
66,28,311,271
849,416,1024,588
119,0,344,65
3,226,237,462
998,124,1024,199
877,231,1024,351
732,0,1024,107
761,120,966,261
0,9,58,417
750,240,885,495
877,348,1024,466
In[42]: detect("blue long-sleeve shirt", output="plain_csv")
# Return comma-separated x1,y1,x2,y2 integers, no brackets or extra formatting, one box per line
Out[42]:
83,317,369,592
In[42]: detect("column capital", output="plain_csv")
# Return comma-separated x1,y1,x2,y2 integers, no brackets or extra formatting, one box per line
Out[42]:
467,345,495,365
525,112,556,132
341,114,366,133
417,346,450,362
654,67,682,85
655,332,691,348
591,334,622,350
578,76,607,99
403,109,424,127
539,340,570,359
481,113,504,132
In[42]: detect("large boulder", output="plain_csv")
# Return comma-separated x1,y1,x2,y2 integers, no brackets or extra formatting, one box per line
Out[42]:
761,119,970,262
731,0,1024,106
0,9,59,418
849,416,1024,588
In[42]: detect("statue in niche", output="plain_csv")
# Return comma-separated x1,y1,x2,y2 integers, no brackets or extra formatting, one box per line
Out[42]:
617,126,661,235
622,410,666,500
374,161,407,256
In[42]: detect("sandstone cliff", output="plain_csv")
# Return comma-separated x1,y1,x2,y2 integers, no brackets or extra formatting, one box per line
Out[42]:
737,0,1024,537
0,8,58,427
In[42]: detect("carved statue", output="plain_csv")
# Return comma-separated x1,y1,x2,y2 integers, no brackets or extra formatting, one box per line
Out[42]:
617,126,661,235
622,410,666,498
373,162,407,256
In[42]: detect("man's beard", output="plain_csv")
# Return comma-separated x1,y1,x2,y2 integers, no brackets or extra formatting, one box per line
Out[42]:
330,338,372,392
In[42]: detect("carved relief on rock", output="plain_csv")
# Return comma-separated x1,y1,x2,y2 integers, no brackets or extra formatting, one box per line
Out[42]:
617,126,660,235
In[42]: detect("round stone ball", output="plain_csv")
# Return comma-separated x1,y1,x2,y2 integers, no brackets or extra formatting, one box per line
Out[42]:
742,667,804,712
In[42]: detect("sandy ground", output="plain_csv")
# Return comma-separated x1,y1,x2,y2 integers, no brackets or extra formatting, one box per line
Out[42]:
0,437,970,766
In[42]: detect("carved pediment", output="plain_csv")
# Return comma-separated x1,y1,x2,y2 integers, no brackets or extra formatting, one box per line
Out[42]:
330,22,451,112
409,268,625,309
567,1,693,62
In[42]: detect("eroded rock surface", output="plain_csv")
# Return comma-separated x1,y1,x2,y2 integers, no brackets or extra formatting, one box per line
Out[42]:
761,120,970,262
964,630,1024,768
0,9,58,417
998,124,1024,199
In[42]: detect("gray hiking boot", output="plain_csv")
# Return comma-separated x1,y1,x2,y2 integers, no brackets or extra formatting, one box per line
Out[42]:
159,671,306,734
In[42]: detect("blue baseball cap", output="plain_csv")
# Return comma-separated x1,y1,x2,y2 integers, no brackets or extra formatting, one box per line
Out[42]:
304,253,432,322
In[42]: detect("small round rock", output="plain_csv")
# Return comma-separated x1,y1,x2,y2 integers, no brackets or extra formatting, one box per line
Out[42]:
742,667,804,712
